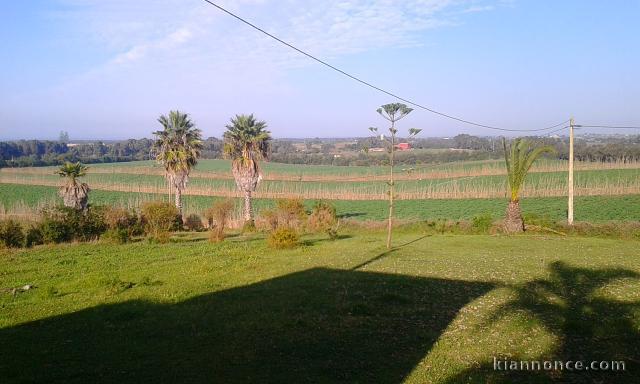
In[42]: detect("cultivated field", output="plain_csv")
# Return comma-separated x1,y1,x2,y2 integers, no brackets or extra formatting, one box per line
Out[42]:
1,158,640,222
1,229,639,383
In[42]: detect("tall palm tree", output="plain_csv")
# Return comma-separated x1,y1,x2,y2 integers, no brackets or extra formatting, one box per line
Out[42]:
223,114,271,227
57,161,90,210
503,138,554,233
153,110,202,216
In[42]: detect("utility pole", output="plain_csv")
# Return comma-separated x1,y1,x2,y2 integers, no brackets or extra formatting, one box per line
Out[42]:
568,117,575,225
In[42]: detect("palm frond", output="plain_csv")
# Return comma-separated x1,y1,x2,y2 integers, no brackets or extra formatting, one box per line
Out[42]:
153,110,203,188
503,138,556,201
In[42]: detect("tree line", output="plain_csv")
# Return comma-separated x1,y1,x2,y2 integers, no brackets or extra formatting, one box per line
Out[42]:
2,133,640,168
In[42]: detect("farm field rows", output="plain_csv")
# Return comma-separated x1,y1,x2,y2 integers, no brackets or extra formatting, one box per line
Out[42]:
2,183,640,222
1,159,640,200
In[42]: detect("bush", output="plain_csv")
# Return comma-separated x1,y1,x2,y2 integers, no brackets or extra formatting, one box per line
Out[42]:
205,199,235,242
102,228,130,244
103,206,139,243
184,214,204,232
471,213,493,234
141,201,179,243
40,209,74,244
77,206,108,241
275,198,307,231
0,219,25,248
259,209,279,231
267,227,299,249
24,226,44,248
39,206,107,243
308,201,339,239
242,220,257,233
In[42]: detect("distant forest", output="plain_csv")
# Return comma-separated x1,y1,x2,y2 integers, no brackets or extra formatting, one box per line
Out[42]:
1,134,640,168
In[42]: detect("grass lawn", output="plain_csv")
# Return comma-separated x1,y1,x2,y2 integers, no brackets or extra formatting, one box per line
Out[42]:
1,230,639,383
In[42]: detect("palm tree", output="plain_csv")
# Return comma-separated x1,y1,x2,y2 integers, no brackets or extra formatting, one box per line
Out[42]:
223,114,271,227
57,162,90,210
153,110,203,216
369,103,421,249
502,138,554,233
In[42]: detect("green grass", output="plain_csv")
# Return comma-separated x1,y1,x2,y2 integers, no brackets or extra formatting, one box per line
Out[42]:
2,183,640,222
1,230,639,383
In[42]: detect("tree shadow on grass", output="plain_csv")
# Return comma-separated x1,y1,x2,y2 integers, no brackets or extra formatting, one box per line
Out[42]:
350,235,429,270
443,261,640,383
301,234,353,246
337,212,367,219
0,268,492,384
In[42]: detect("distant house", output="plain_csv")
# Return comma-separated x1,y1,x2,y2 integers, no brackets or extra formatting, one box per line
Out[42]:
396,142,411,151
369,147,386,152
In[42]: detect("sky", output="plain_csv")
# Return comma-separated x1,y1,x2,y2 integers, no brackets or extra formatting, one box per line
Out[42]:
1,0,639,140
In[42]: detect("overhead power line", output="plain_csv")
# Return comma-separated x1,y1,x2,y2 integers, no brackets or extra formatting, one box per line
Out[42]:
575,125,640,130
201,0,569,133
545,125,570,136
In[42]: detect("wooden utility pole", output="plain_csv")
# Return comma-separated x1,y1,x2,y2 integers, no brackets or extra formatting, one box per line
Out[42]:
568,117,575,225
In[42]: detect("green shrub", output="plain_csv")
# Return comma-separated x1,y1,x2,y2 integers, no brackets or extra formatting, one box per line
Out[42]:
0,219,25,248
267,227,299,249
77,206,108,241
24,226,44,248
102,228,130,244
184,214,204,232
242,220,257,233
39,206,107,243
471,213,493,234
205,199,235,242
103,206,139,242
141,201,179,243
40,208,74,243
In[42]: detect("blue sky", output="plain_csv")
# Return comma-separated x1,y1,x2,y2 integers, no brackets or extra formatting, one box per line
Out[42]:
1,0,639,140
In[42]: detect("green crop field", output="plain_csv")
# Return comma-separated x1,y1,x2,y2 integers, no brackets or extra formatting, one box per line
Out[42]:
1,230,639,383
2,158,640,222
2,183,640,222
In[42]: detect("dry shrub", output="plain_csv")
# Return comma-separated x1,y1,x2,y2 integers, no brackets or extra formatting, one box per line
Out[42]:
308,201,339,239
141,201,179,243
267,227,299,249
275,198,307,231
258,209,279,231
205,199,234,242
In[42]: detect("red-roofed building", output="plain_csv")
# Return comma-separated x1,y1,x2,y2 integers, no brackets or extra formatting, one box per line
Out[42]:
396,142,411,151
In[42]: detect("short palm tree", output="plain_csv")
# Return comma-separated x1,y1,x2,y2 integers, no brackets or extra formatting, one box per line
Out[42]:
503,138,554,233
153,111,203,216
223,114,271,227
57,161,90,210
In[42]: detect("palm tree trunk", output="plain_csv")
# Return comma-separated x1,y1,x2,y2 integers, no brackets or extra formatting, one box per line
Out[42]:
243,190,253,224
175,187,182,217
504,200,525,233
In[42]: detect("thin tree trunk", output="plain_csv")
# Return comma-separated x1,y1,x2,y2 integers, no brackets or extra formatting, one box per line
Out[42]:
504,200,525,233
387,126,395,249
243,190,253,224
